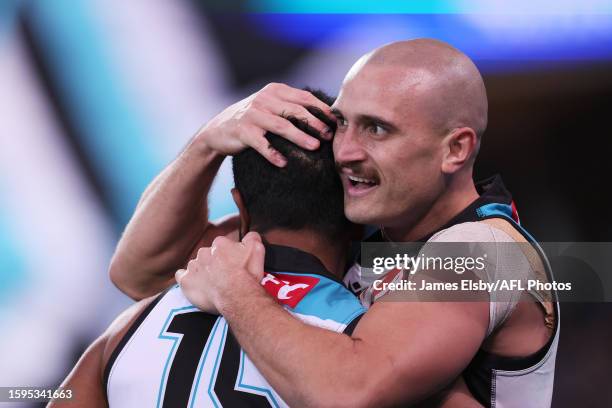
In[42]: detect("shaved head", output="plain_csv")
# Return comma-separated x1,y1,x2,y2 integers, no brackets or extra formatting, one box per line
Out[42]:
333,38,488,231
347,38,488,139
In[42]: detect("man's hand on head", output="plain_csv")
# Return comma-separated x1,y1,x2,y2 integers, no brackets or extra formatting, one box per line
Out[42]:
176,232,267,314
194,83,334,167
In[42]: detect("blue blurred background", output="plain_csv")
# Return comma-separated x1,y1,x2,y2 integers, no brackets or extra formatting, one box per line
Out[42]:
1,1,611,406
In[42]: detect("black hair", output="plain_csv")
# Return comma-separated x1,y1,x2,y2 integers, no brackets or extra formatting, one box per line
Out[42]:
232,88,349,239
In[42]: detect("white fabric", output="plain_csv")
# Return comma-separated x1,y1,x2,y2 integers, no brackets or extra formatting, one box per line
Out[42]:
423,221,531,336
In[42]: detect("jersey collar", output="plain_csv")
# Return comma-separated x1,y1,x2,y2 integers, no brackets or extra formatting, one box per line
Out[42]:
427,174,514,237
264,243,341,282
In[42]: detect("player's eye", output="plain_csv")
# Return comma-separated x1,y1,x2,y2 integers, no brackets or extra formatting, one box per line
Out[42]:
366,123,387,137
336,117,349,128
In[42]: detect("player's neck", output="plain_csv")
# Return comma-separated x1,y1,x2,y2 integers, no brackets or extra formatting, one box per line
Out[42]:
385,175,479,242
260,229,348,278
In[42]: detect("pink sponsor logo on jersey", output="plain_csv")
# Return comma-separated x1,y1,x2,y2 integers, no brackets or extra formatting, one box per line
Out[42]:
511,200,521,224
260,272,320,308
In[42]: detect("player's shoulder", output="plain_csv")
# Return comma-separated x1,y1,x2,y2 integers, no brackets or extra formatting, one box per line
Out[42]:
427,219,524,244
100,292,163,369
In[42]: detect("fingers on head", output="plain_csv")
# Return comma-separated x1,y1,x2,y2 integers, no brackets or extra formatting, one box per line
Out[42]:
259,83,334,139
284,86,334,117
267,114,321,150
242,125,287,167
275,104,331,139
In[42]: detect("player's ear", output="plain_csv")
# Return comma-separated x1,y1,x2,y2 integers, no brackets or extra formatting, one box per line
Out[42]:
231,188,250,238
441,127,478,174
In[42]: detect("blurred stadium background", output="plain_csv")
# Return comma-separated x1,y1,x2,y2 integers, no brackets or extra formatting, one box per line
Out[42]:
0,1,611,406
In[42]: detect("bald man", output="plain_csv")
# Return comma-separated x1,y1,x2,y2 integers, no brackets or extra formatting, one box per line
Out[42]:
111,39,558,407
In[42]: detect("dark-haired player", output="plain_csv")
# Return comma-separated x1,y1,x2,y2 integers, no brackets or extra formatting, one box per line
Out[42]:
50,91,369,407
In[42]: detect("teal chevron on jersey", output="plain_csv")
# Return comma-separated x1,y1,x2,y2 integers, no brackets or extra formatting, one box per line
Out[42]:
280,272,366,324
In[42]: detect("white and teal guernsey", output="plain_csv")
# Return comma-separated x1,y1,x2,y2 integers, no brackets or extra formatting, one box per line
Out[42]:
104,244,366,407
344,175,560,408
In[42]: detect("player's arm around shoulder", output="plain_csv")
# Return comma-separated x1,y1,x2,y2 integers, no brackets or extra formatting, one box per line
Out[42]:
341,294,489,406
47,295,159,407
337,223,498,405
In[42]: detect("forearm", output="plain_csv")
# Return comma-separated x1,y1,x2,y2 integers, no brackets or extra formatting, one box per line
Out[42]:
219,284,380,408
181,235,488,407
218,283,481,407
110,138,224,299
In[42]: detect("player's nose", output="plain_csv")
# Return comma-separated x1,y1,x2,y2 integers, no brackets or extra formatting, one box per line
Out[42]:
333,127,367,164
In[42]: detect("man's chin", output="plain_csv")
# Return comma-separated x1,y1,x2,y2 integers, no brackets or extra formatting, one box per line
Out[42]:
344,204,381,226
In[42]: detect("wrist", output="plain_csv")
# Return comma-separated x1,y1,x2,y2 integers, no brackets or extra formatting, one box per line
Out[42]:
179,134,224,177
215,275,269,316
189,127,224,162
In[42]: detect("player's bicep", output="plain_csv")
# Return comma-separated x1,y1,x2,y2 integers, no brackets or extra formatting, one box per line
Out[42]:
351,300,489,404
47,336,107,407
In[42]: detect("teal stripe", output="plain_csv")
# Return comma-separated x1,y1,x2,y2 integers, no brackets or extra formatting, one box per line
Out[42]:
207,320,228,407
190,317,223,407
28,0,161,226
0,204,27,307
476,203,537,242
156,305,214,407
247,0,612,14
0,0,21,39
236,350,280,407
247,0,460,14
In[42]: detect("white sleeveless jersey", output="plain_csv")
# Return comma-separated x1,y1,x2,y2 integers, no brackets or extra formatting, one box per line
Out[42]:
343,176,560,408
104,245,365,408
